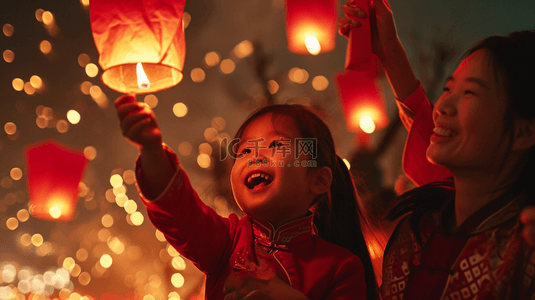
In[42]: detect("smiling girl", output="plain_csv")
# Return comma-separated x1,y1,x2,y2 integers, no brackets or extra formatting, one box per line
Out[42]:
114,100,378,299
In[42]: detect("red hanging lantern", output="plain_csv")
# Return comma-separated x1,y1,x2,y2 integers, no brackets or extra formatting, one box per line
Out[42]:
284,0,338,55
90,0,186,94
25,140,89,221
335,69,388,134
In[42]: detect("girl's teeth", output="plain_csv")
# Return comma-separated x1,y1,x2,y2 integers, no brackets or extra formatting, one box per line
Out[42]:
433,127,457,137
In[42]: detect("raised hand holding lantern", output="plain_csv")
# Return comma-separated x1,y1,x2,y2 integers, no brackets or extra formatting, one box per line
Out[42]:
90,0,186,94
25,140,89,221
336,0,388,136
284,0,338,55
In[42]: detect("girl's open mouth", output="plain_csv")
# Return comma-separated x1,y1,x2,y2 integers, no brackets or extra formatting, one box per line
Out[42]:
245,172,273,190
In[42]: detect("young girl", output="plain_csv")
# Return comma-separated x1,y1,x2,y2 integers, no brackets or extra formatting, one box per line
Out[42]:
114,98,378,299
341,0,535,298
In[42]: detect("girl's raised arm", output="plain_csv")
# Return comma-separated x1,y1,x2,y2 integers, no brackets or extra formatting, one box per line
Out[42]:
114,94,177,199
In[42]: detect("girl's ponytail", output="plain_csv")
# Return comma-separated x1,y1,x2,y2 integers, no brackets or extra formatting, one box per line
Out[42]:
313,155,379,300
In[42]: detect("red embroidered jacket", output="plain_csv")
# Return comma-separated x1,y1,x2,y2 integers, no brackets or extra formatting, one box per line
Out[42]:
135,146,367,300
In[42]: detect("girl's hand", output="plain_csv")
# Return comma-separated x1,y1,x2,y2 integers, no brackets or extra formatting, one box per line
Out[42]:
114,94,162,151
337,0,397,62
521,207,535,247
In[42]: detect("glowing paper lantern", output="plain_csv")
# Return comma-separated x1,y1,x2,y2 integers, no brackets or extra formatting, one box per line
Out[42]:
90,0,186,94
284,0,338,55
25,140,89,221
345,0,374,71
335,70,388,133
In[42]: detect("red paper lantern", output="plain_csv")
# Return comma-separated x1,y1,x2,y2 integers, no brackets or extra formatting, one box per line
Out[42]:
284,0,338,55
90,0,186,94
345,0,374,71
335,70,388,134
25,140,89,221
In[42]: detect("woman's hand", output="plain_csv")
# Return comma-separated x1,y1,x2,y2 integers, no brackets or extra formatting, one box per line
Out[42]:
338,0,397,62
521,207,535,247
114,93,162,151
223,271,309,300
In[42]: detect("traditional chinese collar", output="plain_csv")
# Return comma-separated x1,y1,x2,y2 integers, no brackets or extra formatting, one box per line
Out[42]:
252,213,313,252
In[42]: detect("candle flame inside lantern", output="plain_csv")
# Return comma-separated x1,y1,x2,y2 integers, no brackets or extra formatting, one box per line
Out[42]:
136,62,151,89
304,35,321,55
359,116,376,134
49,206,62,219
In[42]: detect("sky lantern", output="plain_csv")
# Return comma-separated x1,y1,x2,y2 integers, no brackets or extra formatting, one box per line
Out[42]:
90,0,186,94
335,0,387,135
284,0,338,55
335,70,388,134
25,140,89,221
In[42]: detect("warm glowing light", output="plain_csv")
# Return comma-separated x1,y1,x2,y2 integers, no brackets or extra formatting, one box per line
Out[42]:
89,85,103,98
6,217,18,230
115,194,127,207
124,199,138,214
76,248,89,262
220,59,235,74
3,50,14,63
359,116,376,134
17,209,29,222
211,117,226,131
144,94,158,108
10,167,22,180
199,143,213,155
171,273,185,288
183,12,191,28
312,76,329,91
173,102,188,117
123,170,136,185
178,142,192,156
100,254,113,268
84,146,97,160
4,122,16,135
30,75,43,89
343,158,351,170
171,256,186,270
56,120,69,133
80,81,92,95
101,214,114,227
197,154,211,169
190,67,206,83
85,63,99,78
78,272,91,286
20,234,32,247
24,82,36,95
234,40,254,58
49,206,62,219
42,11,54,26
267,80,279,94
205,51,220,67
136,62,151,89
98,228,111,242
167,244,180,257
78,53,90,67
289,68,309,84
3,24,14,37
110,174,123,188
39,40,52,54
31,234,44,247
130,212,144,226
67,110,81,124
12,78,23,91
155,230,166,242
304,35,321,55
35,9,44,21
